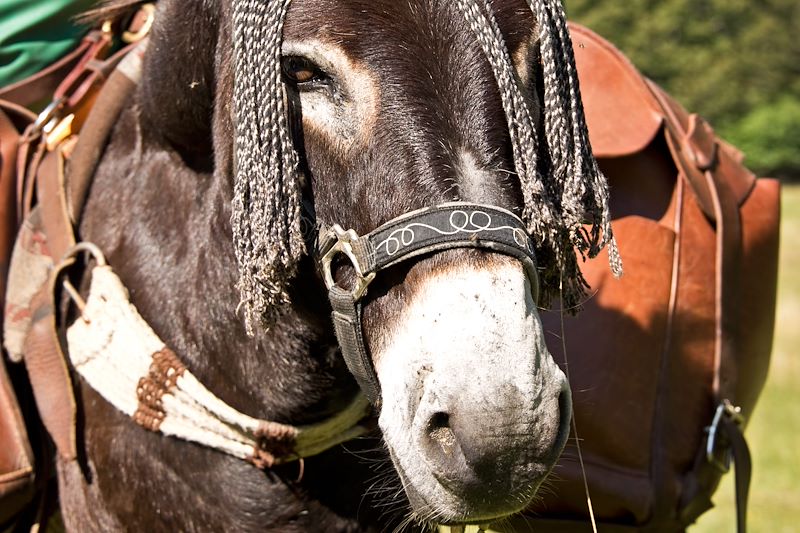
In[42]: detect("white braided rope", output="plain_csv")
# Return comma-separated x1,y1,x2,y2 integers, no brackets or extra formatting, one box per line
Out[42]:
232,0,304,334
454,0,560,248
66,266,370,464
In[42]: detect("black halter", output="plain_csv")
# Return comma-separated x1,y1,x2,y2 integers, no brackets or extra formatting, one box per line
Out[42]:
318,202,538,407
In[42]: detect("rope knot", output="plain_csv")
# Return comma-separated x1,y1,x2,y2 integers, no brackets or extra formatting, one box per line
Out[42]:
251,422,298,468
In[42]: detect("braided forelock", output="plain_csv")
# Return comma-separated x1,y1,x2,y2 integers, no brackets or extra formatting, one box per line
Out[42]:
457,0,622,310
232,0,305,334
228,0,621,331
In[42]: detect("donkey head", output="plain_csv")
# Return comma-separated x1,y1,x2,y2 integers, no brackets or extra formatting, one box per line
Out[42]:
70,0,618,528
231,0,589,525
132,0,619,525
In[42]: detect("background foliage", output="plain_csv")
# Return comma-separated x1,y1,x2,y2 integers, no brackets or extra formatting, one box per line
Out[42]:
566,0,800,178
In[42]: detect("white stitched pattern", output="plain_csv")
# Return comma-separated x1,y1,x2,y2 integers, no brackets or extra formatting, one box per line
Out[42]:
376,210,531,256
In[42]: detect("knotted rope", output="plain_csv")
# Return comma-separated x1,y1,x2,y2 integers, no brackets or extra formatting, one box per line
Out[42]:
230,0,622,330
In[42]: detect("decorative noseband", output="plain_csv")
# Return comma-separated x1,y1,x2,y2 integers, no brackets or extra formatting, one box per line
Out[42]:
318,202,538,407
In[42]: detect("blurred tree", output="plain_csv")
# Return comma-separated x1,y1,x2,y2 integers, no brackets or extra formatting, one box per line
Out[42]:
566,0,800,177
726,97,800,175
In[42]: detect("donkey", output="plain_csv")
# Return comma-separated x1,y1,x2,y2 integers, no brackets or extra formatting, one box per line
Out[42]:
52,0,618,530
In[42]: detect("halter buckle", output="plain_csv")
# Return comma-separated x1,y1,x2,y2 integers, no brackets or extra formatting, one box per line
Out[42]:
122,3,156,44
320,225,375,300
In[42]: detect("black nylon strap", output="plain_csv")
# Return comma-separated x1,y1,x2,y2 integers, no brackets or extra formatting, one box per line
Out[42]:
362,203,536,276
329,286,382,407
722,416,751,533
321,203,538,407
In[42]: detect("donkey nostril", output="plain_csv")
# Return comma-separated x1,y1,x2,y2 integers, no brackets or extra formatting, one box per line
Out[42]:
429,411,449,429
427,412,457,456
554,381,573,456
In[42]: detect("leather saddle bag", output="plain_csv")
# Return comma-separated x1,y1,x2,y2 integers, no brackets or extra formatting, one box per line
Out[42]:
0,100,37,526
525,24,780,531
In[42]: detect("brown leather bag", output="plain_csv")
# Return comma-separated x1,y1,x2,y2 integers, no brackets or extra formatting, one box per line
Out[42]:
0,100,38,527
524,23,780,532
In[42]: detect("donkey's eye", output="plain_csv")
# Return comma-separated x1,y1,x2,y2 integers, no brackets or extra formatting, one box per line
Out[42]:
282,56,328,86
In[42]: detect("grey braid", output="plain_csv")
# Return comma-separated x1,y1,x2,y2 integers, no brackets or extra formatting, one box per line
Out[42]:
456,0,622,309
230,0,622,331
231,0,303,333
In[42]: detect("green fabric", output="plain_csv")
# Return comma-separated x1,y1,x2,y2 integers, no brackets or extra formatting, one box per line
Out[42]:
0,0,97,88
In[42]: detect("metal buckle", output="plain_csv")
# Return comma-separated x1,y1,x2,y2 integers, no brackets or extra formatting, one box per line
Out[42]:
45,114,75,151
122,3,156,44
32,97,65,135
320,225,375,300
31,99,74,151
705,400,744,473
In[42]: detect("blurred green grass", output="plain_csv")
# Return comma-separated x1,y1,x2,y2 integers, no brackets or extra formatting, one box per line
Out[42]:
692,183,800,532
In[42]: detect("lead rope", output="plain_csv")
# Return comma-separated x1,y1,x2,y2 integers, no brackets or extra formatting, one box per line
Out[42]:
560,277,598,532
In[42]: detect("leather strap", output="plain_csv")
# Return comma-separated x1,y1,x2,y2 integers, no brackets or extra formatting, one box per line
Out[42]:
647,82,756,223
706,155,743,403
10,34,134,228
19,132,45,225
725,415,752,533
329,287,382,407
53,32,113,111
0,34,99,109
361,203,538,280
66,50,141,223
0,343,35,523
649,82,752,533
22,283,78,461
0,109,22,309
36,150,76,262
695,125,750,533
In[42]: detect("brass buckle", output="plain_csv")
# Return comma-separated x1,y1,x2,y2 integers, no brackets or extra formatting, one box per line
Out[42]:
705,400,744,473
320,225,375,300
45,114,75,151
122,3,156,44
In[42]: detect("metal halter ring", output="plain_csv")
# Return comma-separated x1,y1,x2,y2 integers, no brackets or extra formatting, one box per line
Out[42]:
320,225,376,301
122,3,156,44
